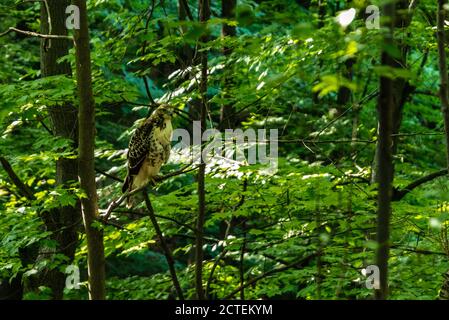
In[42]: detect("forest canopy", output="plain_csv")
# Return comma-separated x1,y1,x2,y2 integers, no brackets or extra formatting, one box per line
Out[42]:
1,0,449,301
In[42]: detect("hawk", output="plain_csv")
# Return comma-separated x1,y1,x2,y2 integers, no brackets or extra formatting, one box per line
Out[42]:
122,105,174,206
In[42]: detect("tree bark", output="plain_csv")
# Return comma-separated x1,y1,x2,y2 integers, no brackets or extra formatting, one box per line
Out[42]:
38,0,81,300
374,2,395,300
73,0,106,300
371,0,420,183
437,0,449,175
179,0,194,21
178,0,194,66
336,58,355,110
436,0,449,300
219,0,237,130
195,0,210,300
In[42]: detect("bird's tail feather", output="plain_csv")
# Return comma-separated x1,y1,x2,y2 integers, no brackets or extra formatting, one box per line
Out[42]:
122,175,131,193
122,175,134,208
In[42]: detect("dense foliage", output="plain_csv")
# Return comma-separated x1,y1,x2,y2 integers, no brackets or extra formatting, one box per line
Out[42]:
1,0,449,300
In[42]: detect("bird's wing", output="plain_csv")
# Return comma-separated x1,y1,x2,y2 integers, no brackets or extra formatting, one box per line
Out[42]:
127,117,156,176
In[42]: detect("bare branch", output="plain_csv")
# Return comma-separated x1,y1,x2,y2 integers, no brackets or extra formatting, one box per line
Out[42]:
393,169,448,201
223,253,317,300
101,164,197,220
142,190,184,300
154,164,197,182
114,208,198,234
391,245,446,256
141,0,157,106
95,168,123,183
0,156,35,200
0,27,73,40
205,221,232,299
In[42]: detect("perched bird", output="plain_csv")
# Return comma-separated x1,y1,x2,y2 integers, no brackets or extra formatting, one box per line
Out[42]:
122,105,174,207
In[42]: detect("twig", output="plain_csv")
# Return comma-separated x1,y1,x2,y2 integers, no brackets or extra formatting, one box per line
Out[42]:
100,219,131,231
119,96,193,122
391,245,446,256
278,139,375,145
42,0,52,49
205,178,248,301
101,164,197,220
101,185,146,221
392,169,448,201
19,1,53,48
155,164,197,181
95,168,123,183
391,132,444,137
313,89,379,142
239,221,247,300
220,73,296,125
0,156,35,200
0,27,72,40
141,0,157,106
205,221,232,299
115,208,198,234
39,120,53,135
222,253,317,300
142,190,184,300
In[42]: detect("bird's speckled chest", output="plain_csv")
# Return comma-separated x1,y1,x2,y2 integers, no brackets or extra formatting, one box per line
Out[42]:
146,119,173,166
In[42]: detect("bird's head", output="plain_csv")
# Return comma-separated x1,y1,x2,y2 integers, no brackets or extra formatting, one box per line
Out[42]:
149,103,191,124
150,104,174,129
152,104,174,119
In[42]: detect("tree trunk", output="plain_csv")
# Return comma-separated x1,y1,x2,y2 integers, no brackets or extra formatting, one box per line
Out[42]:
371,0,419,183
178,0,194,66
312,0,326,104
374,2,395,300
437,0,449,185
219,0,237,130
73,0,106,300
436,0,449,300
195,0,210,300
38,0,81,300
336,58,354,110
